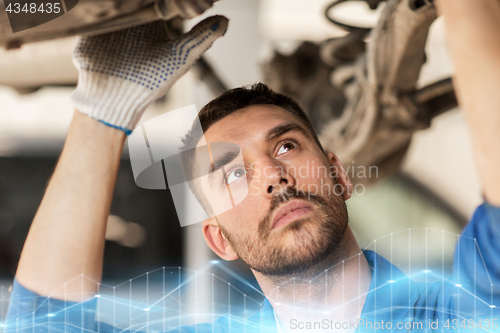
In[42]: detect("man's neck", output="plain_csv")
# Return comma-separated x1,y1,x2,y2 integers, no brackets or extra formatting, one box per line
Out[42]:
253,227,372,332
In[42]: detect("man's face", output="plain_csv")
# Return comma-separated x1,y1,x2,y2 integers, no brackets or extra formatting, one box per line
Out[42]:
198,105,349,276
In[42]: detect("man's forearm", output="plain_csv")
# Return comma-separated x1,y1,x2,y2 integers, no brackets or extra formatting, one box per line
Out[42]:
437,0,500,206
16,111,126,300
13,16,227,302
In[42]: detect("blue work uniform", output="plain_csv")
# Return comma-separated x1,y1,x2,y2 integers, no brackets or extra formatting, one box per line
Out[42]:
4,202,500,332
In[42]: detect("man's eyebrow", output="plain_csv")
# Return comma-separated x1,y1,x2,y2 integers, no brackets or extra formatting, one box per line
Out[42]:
208,149,240,174
205,123,309,176
265,122,311,142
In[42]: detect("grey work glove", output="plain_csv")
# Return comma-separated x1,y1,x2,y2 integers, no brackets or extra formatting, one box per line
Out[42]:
70,15,228,134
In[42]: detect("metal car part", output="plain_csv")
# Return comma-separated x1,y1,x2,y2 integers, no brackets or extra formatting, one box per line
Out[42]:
0,0,216,49
264,0,456,186
0,0,457,188
0,0,226,95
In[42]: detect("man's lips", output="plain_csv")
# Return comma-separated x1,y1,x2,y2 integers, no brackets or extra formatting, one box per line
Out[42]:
271,200,314,230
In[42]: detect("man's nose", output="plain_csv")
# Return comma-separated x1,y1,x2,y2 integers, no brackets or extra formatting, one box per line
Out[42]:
261,160,296,197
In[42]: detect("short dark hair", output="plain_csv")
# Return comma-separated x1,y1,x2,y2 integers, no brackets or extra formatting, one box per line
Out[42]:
180,83,323,214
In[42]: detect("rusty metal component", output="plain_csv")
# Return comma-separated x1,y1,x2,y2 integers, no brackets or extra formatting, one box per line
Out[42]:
0,6,226,97
0,0,457,189
262,42,347,136
320,29,367,68
324,0,372,33
265,0,457,186
0,0,216,49
412,78,457,121
320,0,439,184
366,0,386,10
158,0,214,19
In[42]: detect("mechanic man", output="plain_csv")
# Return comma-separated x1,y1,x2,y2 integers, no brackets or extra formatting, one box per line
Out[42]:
6,0,500,332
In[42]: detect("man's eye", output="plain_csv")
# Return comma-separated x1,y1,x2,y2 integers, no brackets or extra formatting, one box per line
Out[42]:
226,168,247,185
276,142,297,156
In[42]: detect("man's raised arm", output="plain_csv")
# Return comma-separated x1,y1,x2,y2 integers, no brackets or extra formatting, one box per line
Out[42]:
15,111,125,300
13,16,228,302
433,1,500,316
436,0,500,206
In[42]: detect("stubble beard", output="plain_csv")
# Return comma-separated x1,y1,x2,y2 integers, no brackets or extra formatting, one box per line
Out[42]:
220,180,349,277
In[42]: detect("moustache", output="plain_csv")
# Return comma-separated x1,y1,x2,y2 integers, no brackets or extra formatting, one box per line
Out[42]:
258,187,329,239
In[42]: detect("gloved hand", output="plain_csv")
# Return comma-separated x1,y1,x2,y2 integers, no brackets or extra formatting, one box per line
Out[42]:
70,15,228,134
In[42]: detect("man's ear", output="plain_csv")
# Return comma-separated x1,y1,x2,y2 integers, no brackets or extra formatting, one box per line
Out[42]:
326,151,353,201
202,217,239,261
